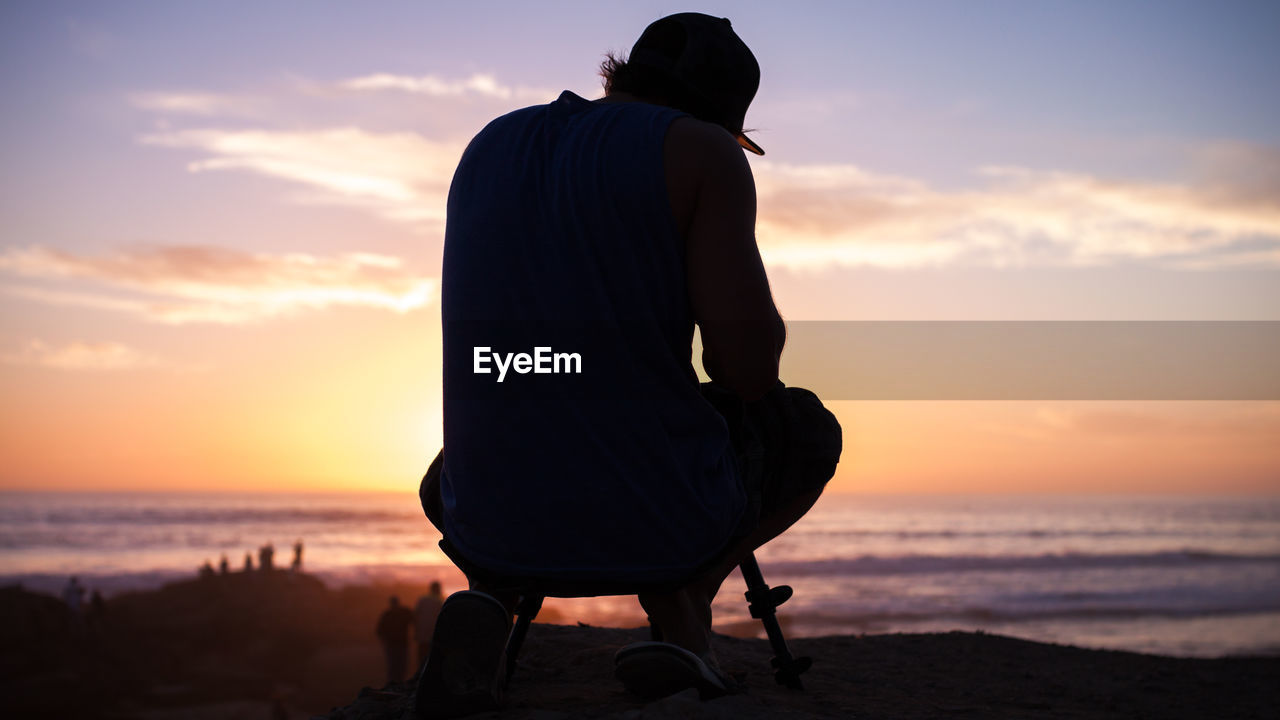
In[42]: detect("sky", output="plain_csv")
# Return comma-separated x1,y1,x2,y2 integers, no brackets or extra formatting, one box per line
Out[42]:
1,1,1278,493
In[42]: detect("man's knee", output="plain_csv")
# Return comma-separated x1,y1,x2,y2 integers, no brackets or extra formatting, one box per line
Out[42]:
420,450,445,532
780,386,842,493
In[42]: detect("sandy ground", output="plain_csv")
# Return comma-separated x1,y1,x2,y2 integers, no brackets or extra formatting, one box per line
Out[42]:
5,576,1277,719
331,623,1280,719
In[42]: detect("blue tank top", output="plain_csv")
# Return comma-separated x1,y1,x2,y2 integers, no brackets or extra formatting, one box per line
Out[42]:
440,91,744,582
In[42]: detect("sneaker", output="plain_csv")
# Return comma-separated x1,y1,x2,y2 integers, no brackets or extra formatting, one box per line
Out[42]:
614,641,733,701
414,591,511,719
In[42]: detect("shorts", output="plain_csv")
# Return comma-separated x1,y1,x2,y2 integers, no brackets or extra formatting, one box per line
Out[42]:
420,381,842,543
702,381,842,538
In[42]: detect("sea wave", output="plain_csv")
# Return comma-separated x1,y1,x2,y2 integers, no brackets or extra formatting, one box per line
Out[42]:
759,550,1280,577
778,603,1280,627
793,527,1274,541
0,506,416,526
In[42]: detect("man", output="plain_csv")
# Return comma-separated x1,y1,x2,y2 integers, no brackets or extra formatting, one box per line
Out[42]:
414,581,445,669
62,576,85,621
417,12,840,717
375,596,415,685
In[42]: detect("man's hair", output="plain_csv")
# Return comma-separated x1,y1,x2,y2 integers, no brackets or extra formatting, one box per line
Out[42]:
599,52,713,124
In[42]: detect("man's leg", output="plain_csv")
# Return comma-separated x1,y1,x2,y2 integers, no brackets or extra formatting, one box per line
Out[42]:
389,643,409,684
639,383,841,654
695,486,825,605
420,451,520,612
416,452,516,717
636,586,714,656
708,384,841,595
636,485,824,660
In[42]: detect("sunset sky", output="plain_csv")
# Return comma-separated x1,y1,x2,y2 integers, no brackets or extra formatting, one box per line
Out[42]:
2,1,1277,493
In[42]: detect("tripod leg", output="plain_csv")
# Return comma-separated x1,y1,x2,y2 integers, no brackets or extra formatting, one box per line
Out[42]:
505,593,543,683
741,552,811,690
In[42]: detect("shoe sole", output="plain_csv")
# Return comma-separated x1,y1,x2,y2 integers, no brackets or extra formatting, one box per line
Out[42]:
414,591,511,719
614,641,729,701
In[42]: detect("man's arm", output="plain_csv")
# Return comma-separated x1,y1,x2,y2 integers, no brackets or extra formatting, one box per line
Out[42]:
666,117,785,401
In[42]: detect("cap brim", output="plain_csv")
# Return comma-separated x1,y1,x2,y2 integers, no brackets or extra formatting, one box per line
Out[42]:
737,133,764,156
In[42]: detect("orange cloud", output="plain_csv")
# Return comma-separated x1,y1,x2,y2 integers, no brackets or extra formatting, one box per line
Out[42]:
0,245,435,325
2,339,160,371
1034,403,1280,437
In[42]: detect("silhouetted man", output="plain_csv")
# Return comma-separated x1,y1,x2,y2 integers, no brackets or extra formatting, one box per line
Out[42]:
414,581,445,670
87,590,106,637
62,576,85,626
417,12,840,717
376,596,415,685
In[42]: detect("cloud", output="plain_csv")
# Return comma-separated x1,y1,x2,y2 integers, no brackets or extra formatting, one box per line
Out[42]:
1034,404,1280,437
131,73,552,229
752,156,1280,270
128,72,1280,271
130,91,264,118
339,72,553,103
0,245,435,325
136,127,1280,268
140,128,461,229
2,339,159,371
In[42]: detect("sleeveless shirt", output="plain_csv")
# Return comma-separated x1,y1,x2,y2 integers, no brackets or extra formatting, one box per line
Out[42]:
440,91,744,582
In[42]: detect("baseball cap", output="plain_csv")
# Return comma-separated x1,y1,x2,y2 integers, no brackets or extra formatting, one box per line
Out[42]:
627,13,764,155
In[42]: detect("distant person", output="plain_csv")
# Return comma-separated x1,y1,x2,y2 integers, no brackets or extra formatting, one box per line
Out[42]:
259,542,275,572
219,554,230,575
375,595,415,685
291,540,304,572
417,12,840,714
87,590,106,636
244,552,254,573
414,581,445,669
62,576,86,624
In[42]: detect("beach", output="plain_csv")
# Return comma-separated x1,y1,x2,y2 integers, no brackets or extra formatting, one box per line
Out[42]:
338,625,1280,720
5,4,1278,718
5,491,1280,716
5,571,1278,719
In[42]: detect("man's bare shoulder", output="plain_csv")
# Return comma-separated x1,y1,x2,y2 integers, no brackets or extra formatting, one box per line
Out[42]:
665,116,752,178
664,116,755,237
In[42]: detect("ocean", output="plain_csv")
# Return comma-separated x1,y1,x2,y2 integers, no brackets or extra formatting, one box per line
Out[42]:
3,491,1278,658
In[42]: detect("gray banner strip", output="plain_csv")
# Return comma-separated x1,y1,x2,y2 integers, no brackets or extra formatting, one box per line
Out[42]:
778,321,1280,400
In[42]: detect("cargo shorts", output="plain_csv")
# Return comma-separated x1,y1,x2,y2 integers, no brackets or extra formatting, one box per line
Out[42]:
420,381,842,544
